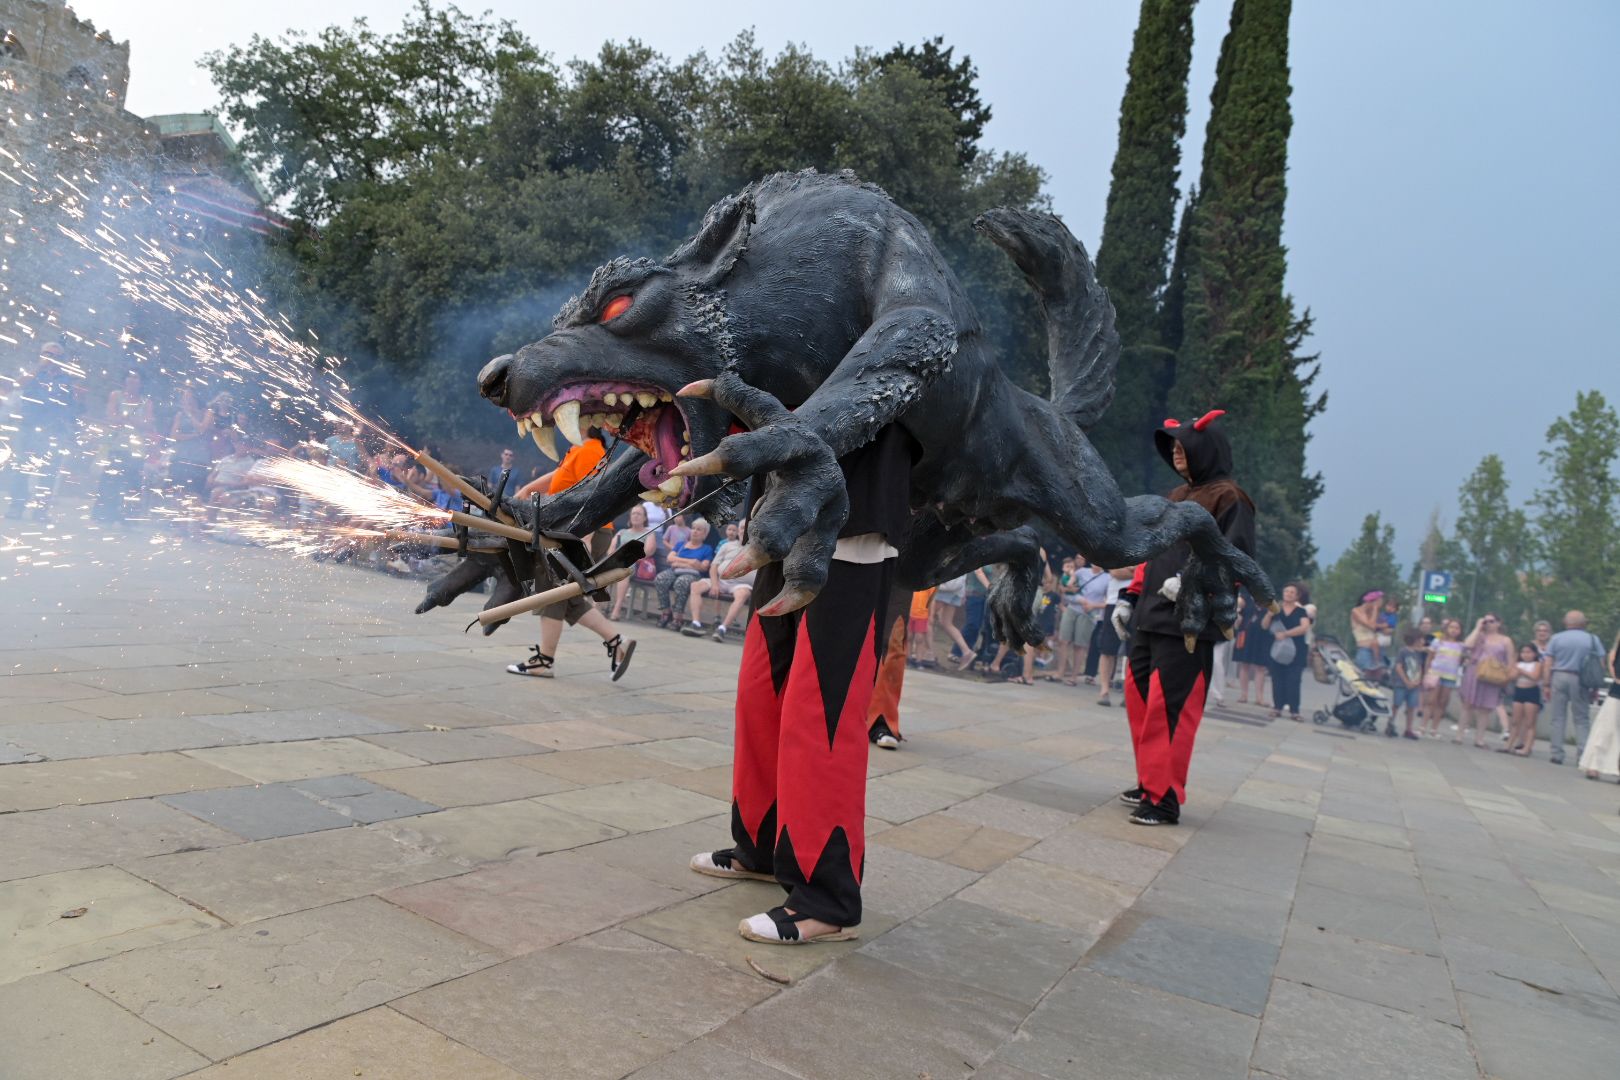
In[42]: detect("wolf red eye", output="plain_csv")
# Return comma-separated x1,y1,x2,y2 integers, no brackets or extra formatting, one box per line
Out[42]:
601,295,632,322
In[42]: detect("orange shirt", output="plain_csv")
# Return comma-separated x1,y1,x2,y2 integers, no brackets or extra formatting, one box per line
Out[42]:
547,439,606,495
909,588,936,620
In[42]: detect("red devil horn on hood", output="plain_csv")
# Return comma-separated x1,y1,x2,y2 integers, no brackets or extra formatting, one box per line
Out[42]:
1192,409,1226,431
1162,418,1181,428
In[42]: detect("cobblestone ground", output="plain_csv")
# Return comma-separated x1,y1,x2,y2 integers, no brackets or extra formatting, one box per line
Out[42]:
1,534,1615,1079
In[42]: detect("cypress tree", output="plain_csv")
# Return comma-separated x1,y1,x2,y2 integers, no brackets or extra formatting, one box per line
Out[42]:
1091,0,1197,494
1170,0,1322,583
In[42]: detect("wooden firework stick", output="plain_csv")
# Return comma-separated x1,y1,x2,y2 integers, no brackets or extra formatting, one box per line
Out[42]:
475,565,633,626
444,509,549,545
412,450,495,513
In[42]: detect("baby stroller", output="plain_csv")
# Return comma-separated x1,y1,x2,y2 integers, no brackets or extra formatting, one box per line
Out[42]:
1311,635,1393,734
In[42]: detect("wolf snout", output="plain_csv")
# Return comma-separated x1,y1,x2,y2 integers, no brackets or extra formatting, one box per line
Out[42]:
478,353,514,406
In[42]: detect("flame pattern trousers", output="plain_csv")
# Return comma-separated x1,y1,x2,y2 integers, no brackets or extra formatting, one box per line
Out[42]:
1125,630,1215,807
728,556,894,928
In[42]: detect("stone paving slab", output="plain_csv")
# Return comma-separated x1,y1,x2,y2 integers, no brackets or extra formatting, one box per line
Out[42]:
75,896,502,1060
1085,910,1279,1016
357,727,544,763
709,951,1026,1079
535,778,730,833
1,715,255,760
995,968,1259,1080
128,824,467,923
160,782,359,840
386,849,690,955
184,1006,528,1080
0,751,247,812
0,797,241,882
193,706,404,743
1251,978,1479,1080
0,864,226,983
359,757,577,806
380,797,624,863
395,929,772,1080
183,736,426,782
0,972,208,1080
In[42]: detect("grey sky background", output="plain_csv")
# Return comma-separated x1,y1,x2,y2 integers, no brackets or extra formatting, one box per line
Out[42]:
74,0,1620,567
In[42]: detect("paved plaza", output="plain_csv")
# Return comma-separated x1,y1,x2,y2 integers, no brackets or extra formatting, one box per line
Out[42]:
1,534,1616,1079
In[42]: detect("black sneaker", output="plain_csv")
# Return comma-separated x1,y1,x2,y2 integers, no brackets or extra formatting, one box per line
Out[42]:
1119,786,1145,806
1130,790,1179,826
712,624,729,642
870,716,900,749
679,620,705,637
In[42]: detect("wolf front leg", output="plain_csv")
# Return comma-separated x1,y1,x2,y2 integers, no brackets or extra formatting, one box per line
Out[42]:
675,307,958,615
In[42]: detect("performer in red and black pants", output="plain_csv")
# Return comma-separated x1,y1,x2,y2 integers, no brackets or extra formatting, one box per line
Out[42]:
691,425,915,943
1115,411,1256,826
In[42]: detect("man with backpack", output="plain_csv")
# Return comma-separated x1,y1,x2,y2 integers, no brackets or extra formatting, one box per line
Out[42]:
1545,610,1606,765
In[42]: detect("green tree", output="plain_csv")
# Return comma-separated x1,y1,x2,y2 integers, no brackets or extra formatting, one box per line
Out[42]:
209,17,1051,444
1532,390,1620,637
204,1,543,219
876,36,993,166
1091,0,1196,495
1314,513,1402,647
1450,454,1533,635
1168,0,1322,584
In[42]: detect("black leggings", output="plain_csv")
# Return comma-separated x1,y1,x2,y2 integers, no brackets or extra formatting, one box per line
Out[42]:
1270,662,1304,715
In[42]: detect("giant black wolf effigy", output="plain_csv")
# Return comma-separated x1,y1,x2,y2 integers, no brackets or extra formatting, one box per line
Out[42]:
417,168,1275,943
422,168,1274,641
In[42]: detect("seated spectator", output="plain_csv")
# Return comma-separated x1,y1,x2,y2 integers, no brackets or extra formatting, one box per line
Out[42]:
205,434,278,521
654,517,713,629
682,520,753,640
607,504,660,620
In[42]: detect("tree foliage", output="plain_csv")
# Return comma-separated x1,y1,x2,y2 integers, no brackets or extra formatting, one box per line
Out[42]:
1451,454,1533,634
1164,0,1322,584
1091,0,1196,495
1314,512,1402,647
207,11,1048,443
1532,390,1619,637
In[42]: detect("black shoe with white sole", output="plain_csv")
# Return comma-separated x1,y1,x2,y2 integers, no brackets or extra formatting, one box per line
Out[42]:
1120,786,1145,806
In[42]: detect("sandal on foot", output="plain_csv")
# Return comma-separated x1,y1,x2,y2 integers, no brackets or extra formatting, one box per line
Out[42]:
605,634,636,682
507,646,554,678
738,906,859,945
689,849,775,883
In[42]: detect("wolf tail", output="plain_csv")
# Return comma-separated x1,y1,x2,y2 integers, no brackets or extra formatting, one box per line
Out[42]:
973,208,1119,431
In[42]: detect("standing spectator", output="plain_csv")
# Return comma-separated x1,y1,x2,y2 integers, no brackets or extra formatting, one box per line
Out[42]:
1378,594,1401,661
1504,642,1548,756
204,392,237,461
1263,583,1312,721
1390,629,1425,739
3,342,80,521
932,574,973,663
1350,590,1384,670
1055,559,1106,685
1093,565,1134,706
1546,610,1604,765
487,447,516,490
662,514,692,558
1577,630,1620,779
1457,615,1514,748
169,385,216,500
908,588,938,668
1234,590,1271,705
957,566,993,669
1422,619,1467,737
655,517,714,628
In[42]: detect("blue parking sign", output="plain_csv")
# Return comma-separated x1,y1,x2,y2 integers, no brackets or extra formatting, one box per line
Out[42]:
1423,570,1452,594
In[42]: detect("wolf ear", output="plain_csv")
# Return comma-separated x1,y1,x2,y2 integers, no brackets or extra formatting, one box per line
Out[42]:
668,191,755,287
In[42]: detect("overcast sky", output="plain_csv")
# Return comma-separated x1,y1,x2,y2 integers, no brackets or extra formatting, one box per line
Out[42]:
67,0,1620,567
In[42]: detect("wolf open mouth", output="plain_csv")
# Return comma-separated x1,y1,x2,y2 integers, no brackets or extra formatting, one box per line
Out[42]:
511,380,694,505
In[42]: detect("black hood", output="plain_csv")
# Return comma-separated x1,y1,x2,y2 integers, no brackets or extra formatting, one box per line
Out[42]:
1154,410,1233,486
